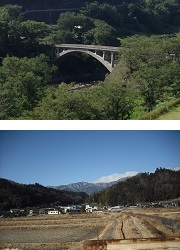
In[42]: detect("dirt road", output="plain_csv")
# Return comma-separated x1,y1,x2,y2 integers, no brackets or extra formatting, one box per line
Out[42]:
131,216,153,238
98,217,122,239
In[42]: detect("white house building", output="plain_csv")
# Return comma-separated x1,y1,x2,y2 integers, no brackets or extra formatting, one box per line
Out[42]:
48,210,60,215
85,204,99,213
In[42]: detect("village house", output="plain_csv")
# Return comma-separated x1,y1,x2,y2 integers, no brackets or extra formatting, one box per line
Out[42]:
108,206,123,212
48,210,60,215
85,204,100,213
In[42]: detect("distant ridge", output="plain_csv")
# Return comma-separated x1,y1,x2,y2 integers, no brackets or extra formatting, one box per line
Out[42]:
52,176,135,195
51,168,180,195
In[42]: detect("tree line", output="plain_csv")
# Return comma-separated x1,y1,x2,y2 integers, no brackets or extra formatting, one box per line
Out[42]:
1,1,179,35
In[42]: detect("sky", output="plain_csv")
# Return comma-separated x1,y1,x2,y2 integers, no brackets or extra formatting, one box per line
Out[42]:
0,130,180,186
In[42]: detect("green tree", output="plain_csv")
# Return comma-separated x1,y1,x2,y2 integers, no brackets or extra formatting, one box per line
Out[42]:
18,20,50,56
55,11,117,45
0,4,22,23
0,5,22,56
7,20,50,57
0,20,8,56
0,90,12,120
120,35,180,111
134,66,166,111
99,81,135,119
21,79,135,120
21,83,103,120
0,54,55,119
81,2,121,28
19,20,49,40
56,12,94,44
0,5,51,57
90,19,117,45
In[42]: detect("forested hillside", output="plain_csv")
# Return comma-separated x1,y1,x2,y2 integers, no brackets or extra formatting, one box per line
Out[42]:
87,168,180,206
0,178,88,211
0,0,86,9
0,1,180,120
0,0,179,33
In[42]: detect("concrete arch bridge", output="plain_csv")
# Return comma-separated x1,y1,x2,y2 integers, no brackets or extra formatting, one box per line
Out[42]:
54,44,119,72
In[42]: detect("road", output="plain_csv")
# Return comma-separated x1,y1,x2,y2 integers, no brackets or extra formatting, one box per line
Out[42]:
55,44,119,52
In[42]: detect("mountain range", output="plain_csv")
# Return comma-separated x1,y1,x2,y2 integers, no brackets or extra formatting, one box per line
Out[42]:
52,176,137,195
51,168,180,195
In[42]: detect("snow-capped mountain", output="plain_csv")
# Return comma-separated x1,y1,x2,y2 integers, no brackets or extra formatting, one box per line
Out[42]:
53,181,116,195
51,171,139,195
53,176,138,195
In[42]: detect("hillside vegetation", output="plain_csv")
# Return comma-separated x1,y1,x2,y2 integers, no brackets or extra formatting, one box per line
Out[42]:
157,105,180,120
0,178,88,211
87,168,180,206
0,1,180,120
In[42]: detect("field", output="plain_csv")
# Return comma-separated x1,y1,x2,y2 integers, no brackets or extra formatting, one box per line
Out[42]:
0,208,180,250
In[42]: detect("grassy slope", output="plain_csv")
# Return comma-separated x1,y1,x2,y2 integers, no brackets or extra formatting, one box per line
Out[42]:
105,60,129,84
157,105,180,120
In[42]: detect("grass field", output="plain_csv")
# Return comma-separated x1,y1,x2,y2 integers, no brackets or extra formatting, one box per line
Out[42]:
157,105,180,120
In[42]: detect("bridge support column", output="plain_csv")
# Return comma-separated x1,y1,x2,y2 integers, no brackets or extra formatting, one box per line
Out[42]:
55,48,60,56
103,51,105,60
111,52,114,67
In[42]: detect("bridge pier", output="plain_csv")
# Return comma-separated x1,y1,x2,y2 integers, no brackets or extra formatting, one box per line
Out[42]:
111,52,114,67
103,51,105,60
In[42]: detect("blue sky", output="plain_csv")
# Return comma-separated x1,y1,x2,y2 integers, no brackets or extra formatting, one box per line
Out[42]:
0,130,179,186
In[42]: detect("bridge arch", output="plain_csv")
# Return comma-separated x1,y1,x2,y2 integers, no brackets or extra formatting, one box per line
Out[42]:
56,49,112,72
54,44,119,73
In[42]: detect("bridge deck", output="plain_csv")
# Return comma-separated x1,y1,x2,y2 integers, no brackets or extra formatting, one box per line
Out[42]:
55,44,119,52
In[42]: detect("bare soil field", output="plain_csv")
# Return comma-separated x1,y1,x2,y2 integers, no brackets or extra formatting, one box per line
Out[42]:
0,208,179,250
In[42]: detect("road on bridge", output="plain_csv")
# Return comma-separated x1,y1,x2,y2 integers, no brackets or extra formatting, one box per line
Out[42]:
55,44,119,52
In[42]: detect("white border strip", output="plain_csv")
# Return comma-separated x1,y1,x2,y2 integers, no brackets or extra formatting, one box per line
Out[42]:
0,120,179,130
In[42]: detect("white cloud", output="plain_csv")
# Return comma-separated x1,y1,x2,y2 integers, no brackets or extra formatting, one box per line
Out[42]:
170,167,180,171
92,167,180,184
93,171,139,183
